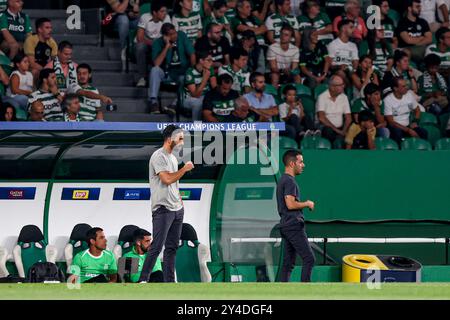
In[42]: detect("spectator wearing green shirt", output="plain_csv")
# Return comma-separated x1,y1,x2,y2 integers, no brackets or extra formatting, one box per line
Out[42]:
183,51,217,121
203,0,234,44
231,0,267,47
172,0,202,46
265,0,301,47
418,54,448,115
122,229,163,283
149,23,195,114
360,28,393,78
298,0,334,45
69,227,118,283
0,0,32,59
351,83,390,138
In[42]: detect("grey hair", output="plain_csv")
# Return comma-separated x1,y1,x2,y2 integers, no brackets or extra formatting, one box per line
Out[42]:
328,74,344,85
234,96,249,109
344,0,359,12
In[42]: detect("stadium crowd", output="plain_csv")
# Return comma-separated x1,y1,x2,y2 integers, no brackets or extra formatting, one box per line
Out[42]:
0,0,450,149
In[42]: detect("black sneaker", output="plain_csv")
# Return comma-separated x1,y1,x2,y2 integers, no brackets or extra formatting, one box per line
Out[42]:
148,100,160,114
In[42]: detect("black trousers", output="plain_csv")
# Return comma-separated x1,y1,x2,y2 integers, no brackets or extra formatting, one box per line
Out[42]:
280,225,315,282
138,206,184,282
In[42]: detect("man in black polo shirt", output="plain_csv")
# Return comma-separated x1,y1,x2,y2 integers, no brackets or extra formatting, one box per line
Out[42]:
276,149,315,282
195,22,231,71
396,0,432,63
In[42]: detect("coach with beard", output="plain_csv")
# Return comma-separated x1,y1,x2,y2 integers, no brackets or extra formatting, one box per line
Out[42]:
138,125,194,282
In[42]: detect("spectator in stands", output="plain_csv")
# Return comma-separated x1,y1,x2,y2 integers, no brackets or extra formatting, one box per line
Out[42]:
27,100,45,121
278,84,315,141
4,51,33,112
300,28,331,87
298,0,334,45
0,0,32,59
69,63,113,121
28,68,63,121
106,0,140,72
70,227,118,283
384,77,428,144
325,0,346,21
351,83,390,138
251,0,271,22
135,0,170,88
418,53,448,115
218,47,251,94
267,24,301,87
149,23,195,114
0,102,16,121
372,0,398,48
195,22,231,71
344,109,376,149
45,41,78,93
203,0,234,43
351,55,379,102
420,0,449,32
316,74,352,144
62,93,81,122
381,50,418,97
332,0,367,43
425,27,450,79
396,0,432,63
172,0,202,46
227,95,259,122
225,0,238,21
244,72,278,121
231,0,267,48
327,19,359,84
192,0,211,17
236,30,265,73
265,0,301,47
202,73,239,122
122,228,163,283
24,17,57,81
183,51,217,121
360,28,393,78
0,1,6,11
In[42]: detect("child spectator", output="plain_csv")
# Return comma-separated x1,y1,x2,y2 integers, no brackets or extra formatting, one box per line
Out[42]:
278,84,316,141
418,54,448,115
344,110,376,149
5,52,33,111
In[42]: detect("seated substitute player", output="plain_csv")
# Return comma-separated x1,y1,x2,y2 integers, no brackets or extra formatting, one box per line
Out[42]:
122,228,163,283
69,227,118,283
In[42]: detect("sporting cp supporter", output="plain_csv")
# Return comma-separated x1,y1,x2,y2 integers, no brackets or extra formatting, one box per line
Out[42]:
28,68,63,121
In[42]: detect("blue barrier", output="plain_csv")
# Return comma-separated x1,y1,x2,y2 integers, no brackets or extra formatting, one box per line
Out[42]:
0,122,286,131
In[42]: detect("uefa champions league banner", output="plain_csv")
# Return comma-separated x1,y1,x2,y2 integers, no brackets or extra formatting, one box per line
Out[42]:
0,122,286,131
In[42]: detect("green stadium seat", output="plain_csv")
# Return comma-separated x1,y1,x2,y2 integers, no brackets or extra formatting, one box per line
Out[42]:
64,223,92,271
13,225,57,278
420,112,438,126
279,136,298,149
113,225,140,261
421,124,441,146
439,113,450,135
15,107,27,121
401,138,432,151
140,2,151,14
301,136,331,149
387,9,400,27
314,83,328,99
375,137,399,150
295,83,312,97
176,223,211,282
299,95,315,119
435,138,450,150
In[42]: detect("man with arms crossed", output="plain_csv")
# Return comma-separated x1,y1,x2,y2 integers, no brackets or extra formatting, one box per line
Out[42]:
276,150,316,282
139,125,194,282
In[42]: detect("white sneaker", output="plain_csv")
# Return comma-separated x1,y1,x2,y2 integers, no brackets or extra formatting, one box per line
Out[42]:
304,129,313,138
136,78,147,87
313,129,322,137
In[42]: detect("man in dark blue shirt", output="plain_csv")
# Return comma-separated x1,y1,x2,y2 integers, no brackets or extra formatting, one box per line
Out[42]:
276,149,315,282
